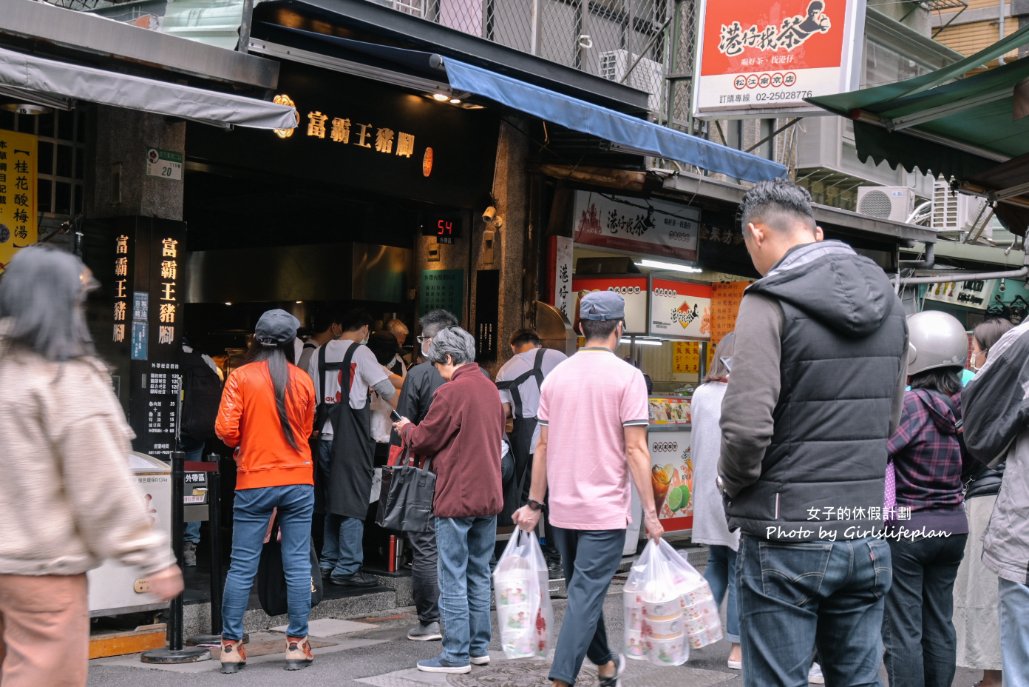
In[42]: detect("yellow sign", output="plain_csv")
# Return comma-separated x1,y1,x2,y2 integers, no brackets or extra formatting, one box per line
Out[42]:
0,129,37,273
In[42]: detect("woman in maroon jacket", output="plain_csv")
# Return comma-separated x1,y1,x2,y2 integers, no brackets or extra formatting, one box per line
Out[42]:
394,326,504,675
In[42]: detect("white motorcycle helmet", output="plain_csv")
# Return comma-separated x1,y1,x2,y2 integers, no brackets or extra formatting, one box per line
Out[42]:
906,310,968,375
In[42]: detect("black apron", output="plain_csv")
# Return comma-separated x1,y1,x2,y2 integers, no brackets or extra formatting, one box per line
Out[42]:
316,343,375,519
496,348,546,524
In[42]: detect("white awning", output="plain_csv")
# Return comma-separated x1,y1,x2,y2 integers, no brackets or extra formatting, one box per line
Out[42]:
0,45,297,130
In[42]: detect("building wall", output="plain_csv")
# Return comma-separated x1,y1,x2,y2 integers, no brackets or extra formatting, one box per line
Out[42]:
933,0,1023,60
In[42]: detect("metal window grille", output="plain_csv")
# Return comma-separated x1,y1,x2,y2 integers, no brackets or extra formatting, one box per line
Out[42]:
0,108,86,221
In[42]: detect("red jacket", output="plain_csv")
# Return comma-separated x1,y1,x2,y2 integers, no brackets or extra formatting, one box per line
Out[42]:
216,361,315,490
400,364,504,518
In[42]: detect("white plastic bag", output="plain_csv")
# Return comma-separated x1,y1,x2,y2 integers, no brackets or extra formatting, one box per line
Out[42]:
493,529,553,659
656,539,723,650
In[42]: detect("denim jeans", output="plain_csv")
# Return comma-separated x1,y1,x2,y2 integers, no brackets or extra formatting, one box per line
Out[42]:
435,515,496,664
549,527,624,685
407,525,439,624
704,545,740,643
999,578,1029,687
222,484,314,640
882,533,966,687
317,440,363,577
737,534,892,687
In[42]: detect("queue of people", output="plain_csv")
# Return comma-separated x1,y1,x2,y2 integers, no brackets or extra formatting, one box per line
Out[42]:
3,180,1028,686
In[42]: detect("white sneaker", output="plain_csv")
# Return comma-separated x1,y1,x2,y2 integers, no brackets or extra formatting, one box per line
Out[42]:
808,662,825,685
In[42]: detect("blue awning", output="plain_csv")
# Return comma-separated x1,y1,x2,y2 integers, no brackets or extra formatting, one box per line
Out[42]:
443,58,786,183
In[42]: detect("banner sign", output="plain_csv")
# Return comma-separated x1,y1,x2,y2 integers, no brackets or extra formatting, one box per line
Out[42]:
0,129,37,274
572,192,700,263
649,279,713,339
571,276,649,335
692,0,865,117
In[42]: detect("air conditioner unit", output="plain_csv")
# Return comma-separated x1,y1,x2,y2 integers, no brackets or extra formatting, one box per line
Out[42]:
931,180,990,235
856,186,917,222
599,49,665,113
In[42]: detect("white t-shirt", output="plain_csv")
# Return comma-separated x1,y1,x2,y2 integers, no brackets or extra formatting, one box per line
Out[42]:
307,339,388,439
495,347,568,453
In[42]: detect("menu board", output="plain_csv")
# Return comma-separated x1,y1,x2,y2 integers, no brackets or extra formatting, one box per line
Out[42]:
649,279,712,339
649,426,694,533
710,280,751,343
0,129,37,275
571,276,649,335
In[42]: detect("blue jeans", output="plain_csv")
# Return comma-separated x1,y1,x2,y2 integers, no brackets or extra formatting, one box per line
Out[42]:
317,440,364,577
183,444,204,544
737,534,892,687
549,527,624,685
882,533,966,687
435,515,496,664
704,545,740,643
222,485,314,641
1000,578,1029,687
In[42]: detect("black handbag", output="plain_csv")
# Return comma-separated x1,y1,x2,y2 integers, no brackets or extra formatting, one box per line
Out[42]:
376,446,436,534
256,514,323,617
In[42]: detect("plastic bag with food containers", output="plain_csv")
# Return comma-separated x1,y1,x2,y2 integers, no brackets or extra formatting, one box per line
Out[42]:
623,538,722,666
493,529,553,659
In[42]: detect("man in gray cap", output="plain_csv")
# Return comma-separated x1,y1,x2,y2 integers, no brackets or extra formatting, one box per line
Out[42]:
514,290,663,687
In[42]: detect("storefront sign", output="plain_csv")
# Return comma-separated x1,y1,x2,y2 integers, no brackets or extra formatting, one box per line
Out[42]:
572,192,700,263
571,276,648,335
925,279,994,310
649,279,712,339
0,129,37,274
420,269,464,320
189,64,497,209
692,0,865,117
145,148,183,181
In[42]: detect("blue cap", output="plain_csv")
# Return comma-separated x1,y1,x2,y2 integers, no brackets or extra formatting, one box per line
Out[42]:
579,291,625,321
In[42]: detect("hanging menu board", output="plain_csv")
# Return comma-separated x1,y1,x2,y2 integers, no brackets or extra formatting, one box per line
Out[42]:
711,280,752,343
648,279,713,339
571,276,649,335
0,129,37,274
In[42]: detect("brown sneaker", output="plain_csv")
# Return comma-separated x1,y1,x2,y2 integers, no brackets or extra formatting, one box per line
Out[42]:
284,635,314,671
219,638,247,674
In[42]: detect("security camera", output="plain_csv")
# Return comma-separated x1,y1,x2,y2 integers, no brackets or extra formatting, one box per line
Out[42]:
482,205,497,223
493,215,504,229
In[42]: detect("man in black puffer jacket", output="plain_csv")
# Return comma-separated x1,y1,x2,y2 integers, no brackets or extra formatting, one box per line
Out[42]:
717,179,908,687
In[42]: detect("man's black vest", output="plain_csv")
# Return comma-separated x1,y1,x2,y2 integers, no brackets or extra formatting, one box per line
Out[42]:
726,244,908,541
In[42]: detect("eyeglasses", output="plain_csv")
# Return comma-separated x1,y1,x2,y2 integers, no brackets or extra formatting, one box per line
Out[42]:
416,335,429,344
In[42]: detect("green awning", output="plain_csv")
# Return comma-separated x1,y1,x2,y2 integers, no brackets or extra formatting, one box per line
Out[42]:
807,24,1029,180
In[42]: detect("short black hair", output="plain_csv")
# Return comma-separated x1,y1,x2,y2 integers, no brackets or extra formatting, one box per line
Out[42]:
580,319,619,341
510,328,541,347
909,367,961,397
739,178,816,234
340,308,373,333
308,305,341,334
366,331,400,366
973,317,1014,354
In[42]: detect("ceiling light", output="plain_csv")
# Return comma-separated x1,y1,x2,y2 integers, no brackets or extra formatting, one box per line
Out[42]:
295,300,303,304
634,259,704,274
224,302,233,306
432,93,450,102
0,102,49,115
620,338,663,346
449,97,461,105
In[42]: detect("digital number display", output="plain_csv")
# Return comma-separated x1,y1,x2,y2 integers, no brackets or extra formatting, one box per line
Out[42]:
422,214,459,244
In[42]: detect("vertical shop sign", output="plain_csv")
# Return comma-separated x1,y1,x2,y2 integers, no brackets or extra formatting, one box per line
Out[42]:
475,270,500,364
0,129,37,274
113,233,132,345
692,0,865,117
420,269,464,320
649,279,713,339
552,236,574,321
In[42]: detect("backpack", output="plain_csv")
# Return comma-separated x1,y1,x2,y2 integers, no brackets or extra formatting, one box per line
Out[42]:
181,352,223,441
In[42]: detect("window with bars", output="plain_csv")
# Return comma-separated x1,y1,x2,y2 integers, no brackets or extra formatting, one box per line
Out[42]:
0,108,85,221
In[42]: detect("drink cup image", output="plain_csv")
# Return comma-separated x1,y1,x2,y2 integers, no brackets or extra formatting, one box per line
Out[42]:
645,633,688,667
624,630,646,659
646,615,684,637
